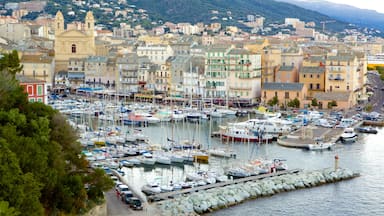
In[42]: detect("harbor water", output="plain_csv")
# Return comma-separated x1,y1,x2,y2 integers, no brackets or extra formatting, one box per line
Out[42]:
116,116,384,215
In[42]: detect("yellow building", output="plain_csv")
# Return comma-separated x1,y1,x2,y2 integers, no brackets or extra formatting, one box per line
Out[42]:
20,54,55,89
261,47,281,83
299,66,325,97
54,11,96,73
325,53,359,106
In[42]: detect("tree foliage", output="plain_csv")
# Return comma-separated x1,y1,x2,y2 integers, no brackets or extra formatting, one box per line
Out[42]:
267,96,279,106
311,98,318,107
0,51,113,215
287,98,300,108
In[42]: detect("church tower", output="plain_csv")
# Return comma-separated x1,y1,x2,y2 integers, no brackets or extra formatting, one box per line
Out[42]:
55,11,64,36
85,11,95,37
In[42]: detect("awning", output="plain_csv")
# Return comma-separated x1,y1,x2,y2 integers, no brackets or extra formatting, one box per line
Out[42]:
68,72,85,79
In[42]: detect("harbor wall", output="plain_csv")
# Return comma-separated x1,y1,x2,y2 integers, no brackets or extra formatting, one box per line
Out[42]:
157,168,360,216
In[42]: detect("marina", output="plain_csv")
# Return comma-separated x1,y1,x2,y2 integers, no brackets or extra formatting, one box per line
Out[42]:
49,98,384,215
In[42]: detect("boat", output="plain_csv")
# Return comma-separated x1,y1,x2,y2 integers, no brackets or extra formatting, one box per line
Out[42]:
154,155,172,165
208,148,236,158
221,126,274,143
356,126,378,134
141,182,161,195
307,142,335,151
340,128,358,143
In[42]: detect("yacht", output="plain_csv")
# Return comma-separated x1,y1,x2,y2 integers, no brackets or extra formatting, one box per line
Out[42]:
340,128,358,143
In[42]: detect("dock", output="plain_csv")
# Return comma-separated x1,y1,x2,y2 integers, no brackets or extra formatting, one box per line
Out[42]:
148,168,301,202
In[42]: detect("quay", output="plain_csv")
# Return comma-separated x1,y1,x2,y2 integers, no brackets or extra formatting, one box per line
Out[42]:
148,168,302,202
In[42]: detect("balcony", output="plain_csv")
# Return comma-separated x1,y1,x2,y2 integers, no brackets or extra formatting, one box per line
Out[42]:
328,77,344,81
229,86,251,91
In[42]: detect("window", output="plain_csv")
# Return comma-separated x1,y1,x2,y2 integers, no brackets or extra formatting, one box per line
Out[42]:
296,92,299,97
347,85,350,90
316,83,320,89
27,85,33,95
264,91,266,98
309,83,313,89
285,92,289,99
57,22,60,29
275,91,277,97
310,74,313,78
317,74,320,78
37,98,43,103
303,74,306,78
88,22,90,28
37,85,43,96
71,44,76,53
29,98,35,102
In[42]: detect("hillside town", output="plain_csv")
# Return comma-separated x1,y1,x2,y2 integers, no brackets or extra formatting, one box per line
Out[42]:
3,1,384,216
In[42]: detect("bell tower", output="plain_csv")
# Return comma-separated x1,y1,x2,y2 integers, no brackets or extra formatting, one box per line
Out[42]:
55,11,64,36
85,11,95,37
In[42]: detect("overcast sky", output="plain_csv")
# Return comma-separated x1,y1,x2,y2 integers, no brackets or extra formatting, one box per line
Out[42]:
317,0,384,13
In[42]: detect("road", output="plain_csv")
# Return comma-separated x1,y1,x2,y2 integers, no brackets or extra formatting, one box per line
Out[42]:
366,73,384,112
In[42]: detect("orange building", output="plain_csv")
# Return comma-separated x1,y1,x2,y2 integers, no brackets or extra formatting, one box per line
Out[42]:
261,82,308,108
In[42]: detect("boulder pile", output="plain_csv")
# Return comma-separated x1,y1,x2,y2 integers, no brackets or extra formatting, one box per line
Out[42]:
157,168,360,216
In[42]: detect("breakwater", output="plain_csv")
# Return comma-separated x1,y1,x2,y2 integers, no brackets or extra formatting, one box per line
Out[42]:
157,168,360,216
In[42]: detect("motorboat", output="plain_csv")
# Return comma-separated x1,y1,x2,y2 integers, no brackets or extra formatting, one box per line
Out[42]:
340,128,358,143
141,182,161,195
307,142,335,151
355,126,378,134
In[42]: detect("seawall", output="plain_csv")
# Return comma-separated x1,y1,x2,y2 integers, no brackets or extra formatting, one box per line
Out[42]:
156,168,360,216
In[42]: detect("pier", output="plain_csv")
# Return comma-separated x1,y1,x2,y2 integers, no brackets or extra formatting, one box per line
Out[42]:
148,168,301,202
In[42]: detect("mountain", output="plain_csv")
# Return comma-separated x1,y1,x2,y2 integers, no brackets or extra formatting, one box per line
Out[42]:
129,0,346,31
276,0,384,32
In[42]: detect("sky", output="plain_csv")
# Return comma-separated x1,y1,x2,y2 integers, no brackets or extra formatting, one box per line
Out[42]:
317,0,384,13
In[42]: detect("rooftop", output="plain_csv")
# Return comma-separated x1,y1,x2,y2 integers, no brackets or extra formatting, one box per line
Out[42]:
300,66,325,73
263,82,304,91
16,75,45,83
313,92,351,101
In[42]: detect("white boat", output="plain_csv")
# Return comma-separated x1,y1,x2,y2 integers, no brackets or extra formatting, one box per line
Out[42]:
126,158,141,165
169,154,185,163
340,128,358,143
154,155,171,165
140,156,156,165
307,142,335,150
141,182,161,195
208,148,236,158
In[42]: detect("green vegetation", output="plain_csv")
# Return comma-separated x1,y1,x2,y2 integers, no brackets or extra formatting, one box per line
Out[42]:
327,100,338,109
311,98,318,107
364,104,373,112
0,51,113,215
267,96,279,106
368,66,384,80
287,98,300,108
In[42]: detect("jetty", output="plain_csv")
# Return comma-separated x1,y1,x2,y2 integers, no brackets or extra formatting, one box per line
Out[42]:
157,168,360,216
148,169,301,202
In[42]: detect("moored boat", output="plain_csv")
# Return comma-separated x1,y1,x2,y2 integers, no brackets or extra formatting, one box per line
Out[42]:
356,126,378,134
307,142,335,151
340,128,358,143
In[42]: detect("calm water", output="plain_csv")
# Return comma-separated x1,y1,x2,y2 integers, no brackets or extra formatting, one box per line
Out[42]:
120,116,384,216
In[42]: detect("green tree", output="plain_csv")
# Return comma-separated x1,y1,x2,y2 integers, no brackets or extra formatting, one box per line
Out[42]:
0,201,19,216
287,98,300,108
0,50,23,76
267,96,279,106
327,100,337,109
311,98,318,107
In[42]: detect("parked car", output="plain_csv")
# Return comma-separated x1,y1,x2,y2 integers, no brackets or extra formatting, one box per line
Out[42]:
128,197,143,210
121,190,133,203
